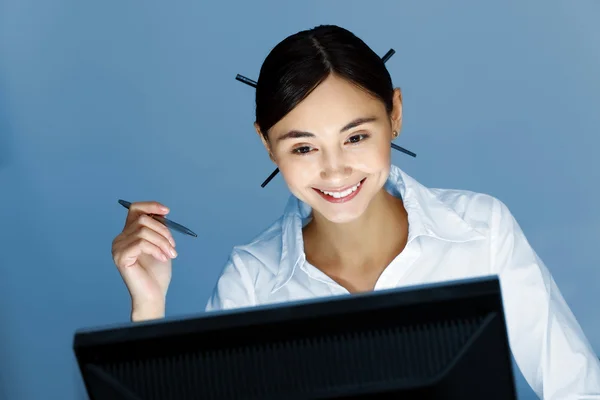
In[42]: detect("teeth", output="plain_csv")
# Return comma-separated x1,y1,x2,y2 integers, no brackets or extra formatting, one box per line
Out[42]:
319,181,361,199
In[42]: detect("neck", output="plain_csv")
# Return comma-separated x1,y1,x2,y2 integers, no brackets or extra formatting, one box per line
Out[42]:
303,188,408,273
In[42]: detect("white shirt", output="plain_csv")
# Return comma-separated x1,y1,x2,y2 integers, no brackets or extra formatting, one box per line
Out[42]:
205,164,600,399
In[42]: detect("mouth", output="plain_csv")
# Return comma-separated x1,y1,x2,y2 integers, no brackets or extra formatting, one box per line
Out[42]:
313,178,366,203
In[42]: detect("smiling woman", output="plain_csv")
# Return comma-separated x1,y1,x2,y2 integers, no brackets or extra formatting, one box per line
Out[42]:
110,24,600,398
258,74,401,227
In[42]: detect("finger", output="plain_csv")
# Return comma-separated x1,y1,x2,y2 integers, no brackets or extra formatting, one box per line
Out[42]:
133,225,177,260
133,214,176,247
122,215,176,248
125,201,170,226
123,214,175,247
115,238,168,268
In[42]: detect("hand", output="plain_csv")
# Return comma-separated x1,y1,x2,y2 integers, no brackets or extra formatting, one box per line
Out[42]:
111,201,177,321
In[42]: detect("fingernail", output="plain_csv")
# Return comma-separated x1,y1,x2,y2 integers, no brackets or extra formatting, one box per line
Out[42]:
170,249,177,258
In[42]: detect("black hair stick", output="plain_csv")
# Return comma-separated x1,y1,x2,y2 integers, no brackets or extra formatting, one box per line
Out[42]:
235,74,257,88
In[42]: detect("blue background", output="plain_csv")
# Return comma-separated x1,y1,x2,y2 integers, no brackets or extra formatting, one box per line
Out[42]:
1,1,599,398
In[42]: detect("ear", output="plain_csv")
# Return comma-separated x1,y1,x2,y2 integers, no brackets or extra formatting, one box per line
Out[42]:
254,122,276,163
391,87,403,138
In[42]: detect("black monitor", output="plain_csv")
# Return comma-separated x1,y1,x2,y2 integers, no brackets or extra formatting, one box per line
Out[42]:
73,276,517,399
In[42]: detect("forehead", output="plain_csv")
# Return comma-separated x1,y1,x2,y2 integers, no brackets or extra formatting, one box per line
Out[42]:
270,74,387,135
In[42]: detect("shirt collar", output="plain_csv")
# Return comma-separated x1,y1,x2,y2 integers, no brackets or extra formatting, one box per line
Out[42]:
272,164,486,293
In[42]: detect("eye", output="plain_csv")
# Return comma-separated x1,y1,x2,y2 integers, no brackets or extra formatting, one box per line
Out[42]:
292,145,313,155
346,133,370,144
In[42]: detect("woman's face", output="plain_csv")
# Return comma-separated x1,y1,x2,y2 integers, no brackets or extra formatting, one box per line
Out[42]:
259,74,402,224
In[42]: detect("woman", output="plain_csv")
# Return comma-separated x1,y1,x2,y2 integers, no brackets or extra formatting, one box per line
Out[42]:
111,25,600,397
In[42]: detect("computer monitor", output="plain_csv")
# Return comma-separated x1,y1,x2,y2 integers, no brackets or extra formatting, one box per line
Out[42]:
73,276,517,399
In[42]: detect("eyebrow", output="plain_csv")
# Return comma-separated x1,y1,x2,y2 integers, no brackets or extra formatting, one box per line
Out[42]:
276,116,378,142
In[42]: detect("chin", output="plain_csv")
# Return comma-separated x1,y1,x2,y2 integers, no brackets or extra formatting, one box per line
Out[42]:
318,208,368,224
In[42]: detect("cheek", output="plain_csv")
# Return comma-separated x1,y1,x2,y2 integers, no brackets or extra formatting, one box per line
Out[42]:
277,155,319,189
346,139,391,171
376,143,391,167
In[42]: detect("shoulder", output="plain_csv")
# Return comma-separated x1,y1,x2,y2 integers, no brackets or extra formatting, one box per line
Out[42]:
422,185,538,284
428,186,512,230
229,216,286,274
397,166,513,232
428,185,533,275
205,215,287,311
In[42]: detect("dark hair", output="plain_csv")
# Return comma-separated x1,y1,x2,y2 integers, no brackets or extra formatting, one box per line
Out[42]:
255,25,394,139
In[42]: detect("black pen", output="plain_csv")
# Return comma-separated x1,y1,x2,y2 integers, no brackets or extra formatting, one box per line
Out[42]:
118,199,198,238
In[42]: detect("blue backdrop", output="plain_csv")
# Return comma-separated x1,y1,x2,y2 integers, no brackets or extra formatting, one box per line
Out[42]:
1,1,599,398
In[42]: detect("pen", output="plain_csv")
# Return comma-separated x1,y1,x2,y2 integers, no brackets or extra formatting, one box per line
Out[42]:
117,199,198,238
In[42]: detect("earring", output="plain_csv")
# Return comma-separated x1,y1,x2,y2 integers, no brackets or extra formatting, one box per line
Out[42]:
392,130,399,139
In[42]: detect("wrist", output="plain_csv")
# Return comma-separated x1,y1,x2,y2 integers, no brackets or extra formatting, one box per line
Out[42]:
131,301,165,322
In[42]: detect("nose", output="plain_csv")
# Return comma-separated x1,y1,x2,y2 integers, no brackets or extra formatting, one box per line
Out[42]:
319,148,352,181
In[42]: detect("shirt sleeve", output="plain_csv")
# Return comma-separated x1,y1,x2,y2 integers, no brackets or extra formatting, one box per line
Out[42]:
205,249,257,312
490,198,600,399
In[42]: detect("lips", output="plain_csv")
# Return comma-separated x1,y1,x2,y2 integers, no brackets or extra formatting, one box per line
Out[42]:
313,178,366,204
